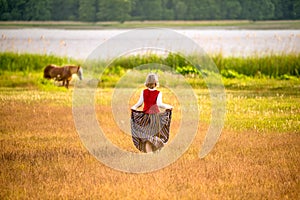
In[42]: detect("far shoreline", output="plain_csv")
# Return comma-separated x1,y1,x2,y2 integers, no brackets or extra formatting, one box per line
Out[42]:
0,20,299,30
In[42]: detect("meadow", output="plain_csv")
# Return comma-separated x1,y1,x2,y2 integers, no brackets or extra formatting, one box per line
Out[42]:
0,52,299,199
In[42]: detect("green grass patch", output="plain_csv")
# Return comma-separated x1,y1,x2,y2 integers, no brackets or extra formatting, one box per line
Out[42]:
0,52,81,72
213,54,300,78
194,87,300,133
225,90,300,133
0,52,299,90
0,52,82,90
1,20,300,29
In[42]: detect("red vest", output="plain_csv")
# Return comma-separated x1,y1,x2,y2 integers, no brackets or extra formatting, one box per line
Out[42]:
143,89,160,114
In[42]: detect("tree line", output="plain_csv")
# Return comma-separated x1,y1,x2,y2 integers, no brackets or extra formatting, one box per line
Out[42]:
0,0,299,22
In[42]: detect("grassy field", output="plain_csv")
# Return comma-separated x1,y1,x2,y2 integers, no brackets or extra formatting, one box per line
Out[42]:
0,20,300,29
0,51,299,199
0,83,299,199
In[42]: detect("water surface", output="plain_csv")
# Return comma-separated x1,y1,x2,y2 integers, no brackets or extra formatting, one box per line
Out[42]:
1,29,299,59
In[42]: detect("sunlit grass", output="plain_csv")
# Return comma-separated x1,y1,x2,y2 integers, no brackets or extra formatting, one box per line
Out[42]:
0,51,299,198
225,91,300,133
0,87,299,199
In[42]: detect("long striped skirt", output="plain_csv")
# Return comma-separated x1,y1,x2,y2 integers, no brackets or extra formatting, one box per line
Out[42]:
131,109,172,152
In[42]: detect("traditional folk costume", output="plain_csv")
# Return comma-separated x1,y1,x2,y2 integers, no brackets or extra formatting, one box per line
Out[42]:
131,88,172,152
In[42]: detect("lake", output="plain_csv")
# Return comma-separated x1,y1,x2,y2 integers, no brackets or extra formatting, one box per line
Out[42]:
0,29,299,59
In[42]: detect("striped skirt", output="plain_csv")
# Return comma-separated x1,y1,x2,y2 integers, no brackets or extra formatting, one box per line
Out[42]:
131,109,172,152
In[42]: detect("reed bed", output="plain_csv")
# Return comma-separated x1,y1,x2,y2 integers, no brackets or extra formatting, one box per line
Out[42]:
1,52,299,77
0,52,299,89
0,52,79,72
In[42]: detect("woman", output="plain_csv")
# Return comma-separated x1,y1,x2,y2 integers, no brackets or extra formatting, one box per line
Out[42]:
131,73,173,153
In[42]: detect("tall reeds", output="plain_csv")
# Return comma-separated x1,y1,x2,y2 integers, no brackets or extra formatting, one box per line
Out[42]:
0,52,78,72
0,52,299,78
213,53,300,78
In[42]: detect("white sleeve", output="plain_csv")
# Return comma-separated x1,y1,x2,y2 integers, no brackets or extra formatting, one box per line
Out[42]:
157,92,173,109
131,90,144,110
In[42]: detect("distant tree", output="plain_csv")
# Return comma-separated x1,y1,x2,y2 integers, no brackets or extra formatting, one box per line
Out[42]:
79,0,96,22
271,0,284,19
0,0,27,20
134,0,162,20
130,0,142,20
262,0,275,19
150,0,163,20
97,0,131,22
0,0,298,21
51,0,79,21
185,0,200,20
0,0,8,13
174,1,187,20
0,0,10,20
221,0,242,19
196,0,211,19
161,0,174,20
279,0,300,19
294,0,300,19
240,0,274,20
23,0,52,21
209,0,222,19
239,0,253,19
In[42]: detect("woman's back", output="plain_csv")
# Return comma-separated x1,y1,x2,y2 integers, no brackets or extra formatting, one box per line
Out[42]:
143,89,160,114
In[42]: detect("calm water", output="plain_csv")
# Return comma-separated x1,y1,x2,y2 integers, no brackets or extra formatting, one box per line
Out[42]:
0,29,299,59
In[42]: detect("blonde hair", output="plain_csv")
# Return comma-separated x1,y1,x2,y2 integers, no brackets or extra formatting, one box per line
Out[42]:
145,73,159,89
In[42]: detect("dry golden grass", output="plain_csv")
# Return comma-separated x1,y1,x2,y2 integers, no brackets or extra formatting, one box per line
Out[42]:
0,88,299,199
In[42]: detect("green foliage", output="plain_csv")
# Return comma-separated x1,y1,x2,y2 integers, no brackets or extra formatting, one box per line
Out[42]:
79,0,96,22
0,52,299,89
111,54,164,70
174,1,187,20
103,65,125,76
97,0,131,22
222,0,242,19
221,69,246,79
164,52,188,69
175,65,200,75
0,52,79,72
0,0,299,21
213,54,300,77
131,0,162,20
51,0,79,21
240,0,275,21
1,52,299,79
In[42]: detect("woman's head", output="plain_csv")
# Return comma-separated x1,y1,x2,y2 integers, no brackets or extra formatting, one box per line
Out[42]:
145,73,159,89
